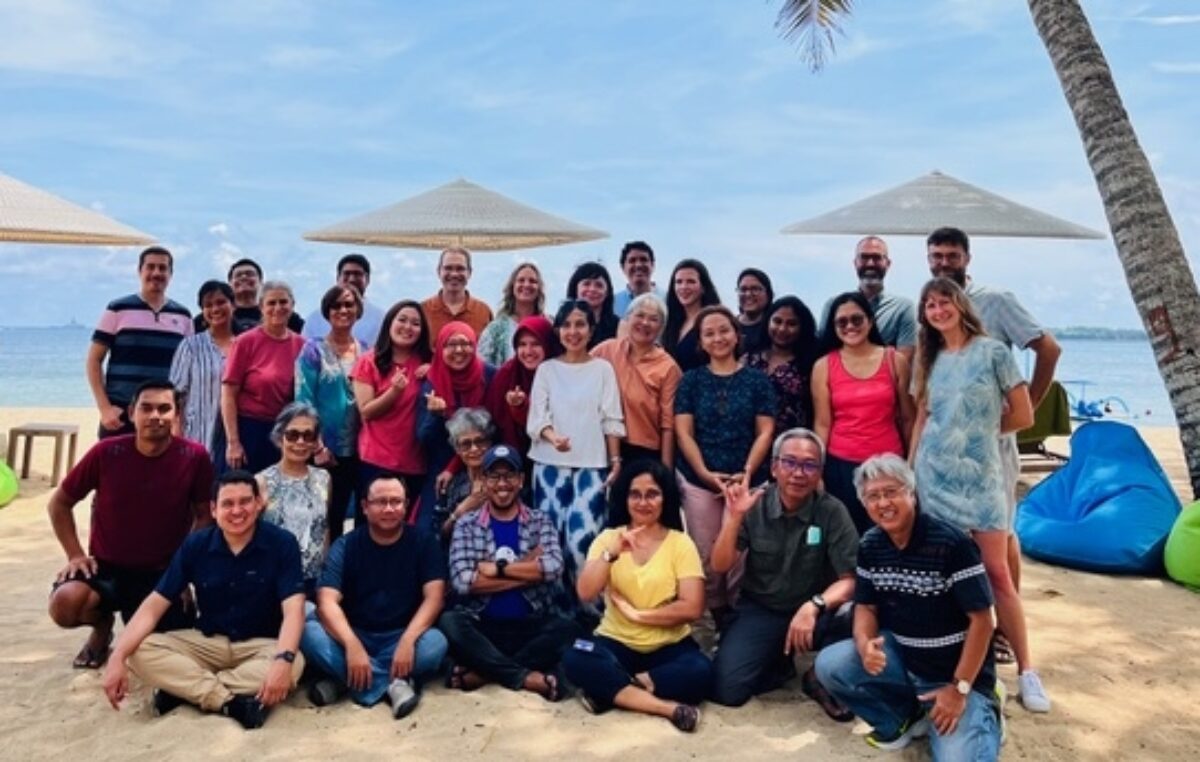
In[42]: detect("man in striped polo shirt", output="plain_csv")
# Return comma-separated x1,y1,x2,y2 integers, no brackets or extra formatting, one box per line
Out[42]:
815,454,1002,759
86,246,193,438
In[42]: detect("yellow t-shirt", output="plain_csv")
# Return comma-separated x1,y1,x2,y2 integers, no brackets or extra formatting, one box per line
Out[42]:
589,527,705,652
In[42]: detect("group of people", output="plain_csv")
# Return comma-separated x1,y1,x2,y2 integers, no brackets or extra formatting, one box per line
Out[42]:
52,227,1062,759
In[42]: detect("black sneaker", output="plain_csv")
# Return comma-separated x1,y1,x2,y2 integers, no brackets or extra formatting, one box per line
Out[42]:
221,695,269,730
152,689,187,717
307,678,344,707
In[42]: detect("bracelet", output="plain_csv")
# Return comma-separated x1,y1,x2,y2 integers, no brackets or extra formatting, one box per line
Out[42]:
609,456,622,464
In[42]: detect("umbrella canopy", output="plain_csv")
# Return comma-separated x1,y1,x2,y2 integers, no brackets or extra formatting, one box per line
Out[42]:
0,171,155,245
781,171,1105,240
304,178,608,251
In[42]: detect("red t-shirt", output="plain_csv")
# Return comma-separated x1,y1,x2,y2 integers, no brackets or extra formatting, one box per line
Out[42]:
350,351,426,474
60,435,214,570
222,326,306,421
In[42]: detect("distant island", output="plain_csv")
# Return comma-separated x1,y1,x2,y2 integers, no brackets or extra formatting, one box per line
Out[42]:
1052,326,1147,341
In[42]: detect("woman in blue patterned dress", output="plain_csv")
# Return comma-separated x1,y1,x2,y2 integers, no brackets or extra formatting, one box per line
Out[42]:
910,276,1049,711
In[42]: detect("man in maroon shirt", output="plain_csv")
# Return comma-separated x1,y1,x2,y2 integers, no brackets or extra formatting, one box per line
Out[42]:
47,379,214,669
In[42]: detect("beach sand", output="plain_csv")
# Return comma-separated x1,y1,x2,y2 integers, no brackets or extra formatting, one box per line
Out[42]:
1,408,1197,761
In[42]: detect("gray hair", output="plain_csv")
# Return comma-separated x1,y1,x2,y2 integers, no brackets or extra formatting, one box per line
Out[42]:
260,279,294,304
626,291,667,321
445,407,496,447
853,454,916,502
771,427,826,464
270,401,321,446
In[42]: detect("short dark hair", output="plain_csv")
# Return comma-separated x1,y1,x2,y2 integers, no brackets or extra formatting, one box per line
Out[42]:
130,378,180,409
620,241,654,265
553,298,598,331
926,226,970,254
320,284,364,320
362,473,407,501
607,460,684,531
213,469,259,500
197,279,235,308
138,246,173,271
226,258,262,281
737,268,775,305
818,291,886,354
337,253,371,277
694,304,745,361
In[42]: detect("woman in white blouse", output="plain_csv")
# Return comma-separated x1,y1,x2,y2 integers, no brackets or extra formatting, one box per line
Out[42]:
169,280,235,456
528,299,626,617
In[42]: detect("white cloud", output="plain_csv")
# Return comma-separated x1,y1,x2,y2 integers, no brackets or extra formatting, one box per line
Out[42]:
1133,14,1200,26
262,45,339,70
0,0,148,76
208,222,229,236
1151,61,1200,74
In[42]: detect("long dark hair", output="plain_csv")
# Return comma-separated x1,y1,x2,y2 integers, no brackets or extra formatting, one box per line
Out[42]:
373,300,432,373
817,291,885,356
764,295,819,373
607,459,684,531
664,258,721,354
566,261,618,344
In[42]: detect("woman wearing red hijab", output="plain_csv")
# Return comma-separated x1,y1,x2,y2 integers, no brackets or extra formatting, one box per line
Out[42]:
484,315,555,458
416,321,495,532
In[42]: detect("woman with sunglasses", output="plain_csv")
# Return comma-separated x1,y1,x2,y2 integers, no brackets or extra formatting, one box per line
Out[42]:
296,284,366,541
432,407,496,543
812,292,914,535
258,402,330,599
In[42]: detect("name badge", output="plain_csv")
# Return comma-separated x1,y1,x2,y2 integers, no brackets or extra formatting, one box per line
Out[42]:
806,526,822,546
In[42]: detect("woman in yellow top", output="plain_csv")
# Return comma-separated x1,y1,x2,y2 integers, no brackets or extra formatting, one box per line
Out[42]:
562,460,711,732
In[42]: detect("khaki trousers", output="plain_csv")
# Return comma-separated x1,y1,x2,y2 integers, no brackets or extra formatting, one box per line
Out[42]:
127,630,304,712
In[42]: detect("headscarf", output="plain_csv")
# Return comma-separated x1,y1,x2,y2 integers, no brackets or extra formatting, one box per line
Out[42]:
426,321,486,417
485,315,554,449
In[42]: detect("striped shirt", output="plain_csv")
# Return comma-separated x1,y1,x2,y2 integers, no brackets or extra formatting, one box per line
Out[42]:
94,294,193,407
169,332,227,455
855,512,996,694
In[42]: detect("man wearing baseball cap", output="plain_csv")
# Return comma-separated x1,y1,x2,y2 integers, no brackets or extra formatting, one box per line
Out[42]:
439,445,580,700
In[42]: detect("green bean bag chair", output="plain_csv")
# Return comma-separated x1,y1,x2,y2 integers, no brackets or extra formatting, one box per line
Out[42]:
1165,501,1200,590
0,462,17,507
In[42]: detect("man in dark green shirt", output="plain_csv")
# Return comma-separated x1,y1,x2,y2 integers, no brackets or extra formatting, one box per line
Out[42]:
710,428,859,720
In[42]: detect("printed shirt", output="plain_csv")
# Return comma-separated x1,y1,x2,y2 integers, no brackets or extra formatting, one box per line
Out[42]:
260,464,331,582
448,502,563,616
94,293,193,407
674,365,776,485
295,336,364,457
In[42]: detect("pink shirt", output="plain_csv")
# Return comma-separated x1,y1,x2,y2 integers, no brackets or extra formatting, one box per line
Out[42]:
350,351,427,474
826,348,904,462
222,327,305,421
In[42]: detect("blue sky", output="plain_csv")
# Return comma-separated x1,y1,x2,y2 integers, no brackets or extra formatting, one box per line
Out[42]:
1,0,1197,329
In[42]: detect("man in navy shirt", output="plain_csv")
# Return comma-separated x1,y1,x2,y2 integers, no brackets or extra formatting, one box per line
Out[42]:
102,470,306,729
301,475,448,718
440,445,578,700
815,455,1001,759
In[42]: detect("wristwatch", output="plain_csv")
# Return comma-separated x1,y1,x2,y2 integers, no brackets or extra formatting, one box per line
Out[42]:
274,650,296,664
810,594,827,613
955,678,972,696
496,558,509,578
601,548,618,564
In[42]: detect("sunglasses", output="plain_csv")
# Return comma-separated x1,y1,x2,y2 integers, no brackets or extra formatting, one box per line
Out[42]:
834,314,867,330
456,436,490,452
283,429,319,443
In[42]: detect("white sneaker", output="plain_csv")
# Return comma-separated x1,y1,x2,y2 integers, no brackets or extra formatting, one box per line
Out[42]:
1018,670,1051,713
387,677,420,719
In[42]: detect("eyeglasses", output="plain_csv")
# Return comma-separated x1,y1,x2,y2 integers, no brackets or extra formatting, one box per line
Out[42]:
775,457,821,476
738,286,765,295
283,429,319,443
628,489,663,504
485,471,520,484
928,252,965,264
863,487,908,505
834,314,867,330
366,496,406,508
456,436,490,452
445,339,474,351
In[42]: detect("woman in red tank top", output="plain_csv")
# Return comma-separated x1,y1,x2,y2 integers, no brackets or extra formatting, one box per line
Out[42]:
812,292,914,533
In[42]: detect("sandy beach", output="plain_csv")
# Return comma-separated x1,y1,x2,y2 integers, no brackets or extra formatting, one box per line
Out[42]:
2,407,1197,761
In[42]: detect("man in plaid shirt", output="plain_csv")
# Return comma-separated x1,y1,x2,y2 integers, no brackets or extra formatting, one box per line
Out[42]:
439,445,581,700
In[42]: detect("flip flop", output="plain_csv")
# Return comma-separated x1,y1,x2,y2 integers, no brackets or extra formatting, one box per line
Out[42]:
992,633,1016,665
540,673,563,703
802,667,854,723
72,631,113,669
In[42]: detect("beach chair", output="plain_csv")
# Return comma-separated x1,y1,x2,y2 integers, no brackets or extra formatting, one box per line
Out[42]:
1018,380,1071,470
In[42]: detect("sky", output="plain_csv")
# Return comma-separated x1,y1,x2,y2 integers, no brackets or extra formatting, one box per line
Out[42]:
1,0,1197,329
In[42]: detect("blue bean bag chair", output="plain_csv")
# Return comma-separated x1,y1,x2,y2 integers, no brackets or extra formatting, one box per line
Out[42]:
1015,421,1180,575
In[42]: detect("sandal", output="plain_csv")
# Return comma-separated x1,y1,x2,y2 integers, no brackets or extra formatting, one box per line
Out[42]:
992,633,1016,665
540,673,563,703
801,667,854,723
72,630,113,669
445,664,481,691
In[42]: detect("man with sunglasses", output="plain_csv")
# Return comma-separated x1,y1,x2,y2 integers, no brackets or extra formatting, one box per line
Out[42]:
820,236,917,362
708,428,859,722
438,445,579,700
300,475,448,719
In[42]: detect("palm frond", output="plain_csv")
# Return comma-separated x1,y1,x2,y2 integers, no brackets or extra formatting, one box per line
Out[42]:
774,0,855,72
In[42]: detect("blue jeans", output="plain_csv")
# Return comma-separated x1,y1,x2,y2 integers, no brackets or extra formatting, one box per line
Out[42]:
301,614,448,706
815,634,1001,761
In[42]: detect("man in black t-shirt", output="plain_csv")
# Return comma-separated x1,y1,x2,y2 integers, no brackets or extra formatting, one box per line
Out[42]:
815,455,1002,759
300,475,447,718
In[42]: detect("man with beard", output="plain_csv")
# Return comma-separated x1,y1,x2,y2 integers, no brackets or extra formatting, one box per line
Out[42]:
48,380,213,670
613,241,663,318
87,246,193,438
303,253,385,343
421,247,494,347
820,236,916,362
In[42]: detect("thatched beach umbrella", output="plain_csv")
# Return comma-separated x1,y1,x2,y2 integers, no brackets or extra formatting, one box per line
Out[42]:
781,170,1105,240
0,171,155,245
304,178,608,252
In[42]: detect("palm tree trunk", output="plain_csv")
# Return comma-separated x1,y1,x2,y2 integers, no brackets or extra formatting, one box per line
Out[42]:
1028,0,1200,497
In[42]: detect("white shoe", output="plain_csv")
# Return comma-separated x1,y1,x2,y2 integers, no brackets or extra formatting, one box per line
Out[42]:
387,678,420,719
1018,670,1051,713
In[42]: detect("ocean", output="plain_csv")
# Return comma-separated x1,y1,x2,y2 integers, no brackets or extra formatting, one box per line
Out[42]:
0,325,1178,426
